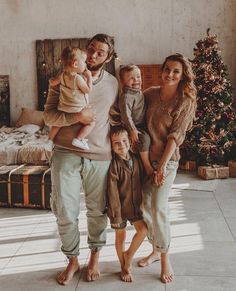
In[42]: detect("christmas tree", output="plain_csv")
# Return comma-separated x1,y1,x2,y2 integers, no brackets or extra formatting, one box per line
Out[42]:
181,29,236,165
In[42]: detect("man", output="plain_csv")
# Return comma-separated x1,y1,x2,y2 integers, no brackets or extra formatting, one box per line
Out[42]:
43,34,119,285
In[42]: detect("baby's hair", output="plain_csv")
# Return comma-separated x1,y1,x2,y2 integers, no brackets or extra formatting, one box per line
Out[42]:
119,64,140,80
61,46,86,67
110,125,128,138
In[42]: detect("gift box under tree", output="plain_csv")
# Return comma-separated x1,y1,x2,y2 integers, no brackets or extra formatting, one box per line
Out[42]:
228,160,236,178
198,165,229,180
179,160,197,171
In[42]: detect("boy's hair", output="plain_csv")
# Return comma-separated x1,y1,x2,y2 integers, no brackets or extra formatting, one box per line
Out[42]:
110,125,128,138
87,33,116,59
61,46,86,67
119,64,140,80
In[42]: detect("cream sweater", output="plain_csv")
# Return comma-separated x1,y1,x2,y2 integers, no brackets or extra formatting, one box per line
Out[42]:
43,70,119,160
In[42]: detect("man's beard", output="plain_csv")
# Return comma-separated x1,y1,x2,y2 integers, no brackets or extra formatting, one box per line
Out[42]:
87,61,105,72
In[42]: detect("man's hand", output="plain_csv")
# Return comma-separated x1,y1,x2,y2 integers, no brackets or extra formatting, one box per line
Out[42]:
130,128,141,144
49,74,61,87
77,105,96,125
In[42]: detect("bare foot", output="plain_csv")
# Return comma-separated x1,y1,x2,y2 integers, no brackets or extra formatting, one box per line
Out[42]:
56,256,80,285
121,251,133,282
123,251,132,272
120,269,133,282
138,251,160,267
160,253,174,284
86,250,100,282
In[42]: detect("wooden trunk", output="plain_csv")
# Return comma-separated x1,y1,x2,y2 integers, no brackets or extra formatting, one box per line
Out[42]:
0,165,51,209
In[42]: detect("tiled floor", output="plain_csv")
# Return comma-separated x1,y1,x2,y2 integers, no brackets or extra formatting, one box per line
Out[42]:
0,171,236,291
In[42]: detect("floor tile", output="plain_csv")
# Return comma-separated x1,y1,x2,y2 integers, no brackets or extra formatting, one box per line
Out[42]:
0,270,78,291
174,171,219,191
0,173,236,290
166,275,236,291
170,241,236,277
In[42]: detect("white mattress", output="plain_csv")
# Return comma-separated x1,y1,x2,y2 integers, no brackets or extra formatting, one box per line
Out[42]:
0,126,52,165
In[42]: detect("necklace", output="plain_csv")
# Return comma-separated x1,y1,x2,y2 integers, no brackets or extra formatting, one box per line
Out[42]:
92,69,104,85
159,89,178,113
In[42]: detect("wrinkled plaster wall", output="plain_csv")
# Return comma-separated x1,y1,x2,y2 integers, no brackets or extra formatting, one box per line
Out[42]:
0,0,235,124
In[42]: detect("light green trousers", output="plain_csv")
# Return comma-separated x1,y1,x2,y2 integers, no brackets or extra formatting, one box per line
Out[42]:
50,147,110,257
142,160,178,253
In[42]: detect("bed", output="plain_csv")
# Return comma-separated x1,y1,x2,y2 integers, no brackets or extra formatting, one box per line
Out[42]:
0,107,52,166
0,126,52,166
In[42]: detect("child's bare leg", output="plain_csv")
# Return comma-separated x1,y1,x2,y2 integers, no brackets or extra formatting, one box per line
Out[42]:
114,228,131,282
139,151,153,176
56,256,80,285
123,220,148,282
76,121,95,139
160,252,174,283
114,228,126,268
48,126,60,141
137,246,160,267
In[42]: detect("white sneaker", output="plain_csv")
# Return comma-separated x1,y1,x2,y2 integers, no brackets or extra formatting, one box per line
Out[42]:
72,138,90,150
47,139,54,148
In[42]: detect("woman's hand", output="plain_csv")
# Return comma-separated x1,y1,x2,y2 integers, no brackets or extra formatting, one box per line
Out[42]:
77,105,96,125
153,163,167,186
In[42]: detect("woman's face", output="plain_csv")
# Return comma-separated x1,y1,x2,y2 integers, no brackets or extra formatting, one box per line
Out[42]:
162,60,183,87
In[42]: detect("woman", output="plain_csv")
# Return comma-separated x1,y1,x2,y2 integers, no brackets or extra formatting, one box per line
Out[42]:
139,54,196,283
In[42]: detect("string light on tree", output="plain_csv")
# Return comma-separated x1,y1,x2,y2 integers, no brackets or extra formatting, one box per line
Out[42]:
180,28,236,165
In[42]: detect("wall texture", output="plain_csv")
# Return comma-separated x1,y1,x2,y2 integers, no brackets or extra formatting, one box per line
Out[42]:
0,0,235,124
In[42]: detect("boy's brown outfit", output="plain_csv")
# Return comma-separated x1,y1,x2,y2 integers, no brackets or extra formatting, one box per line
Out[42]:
107,151,144,225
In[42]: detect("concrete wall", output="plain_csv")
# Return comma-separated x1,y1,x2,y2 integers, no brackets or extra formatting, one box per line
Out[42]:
0,0,235,124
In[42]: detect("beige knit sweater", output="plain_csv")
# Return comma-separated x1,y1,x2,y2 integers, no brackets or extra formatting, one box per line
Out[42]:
144,86,195,162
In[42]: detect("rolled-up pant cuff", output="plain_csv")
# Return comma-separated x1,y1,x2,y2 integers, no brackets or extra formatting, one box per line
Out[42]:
154,244,170,253
89,246,103,252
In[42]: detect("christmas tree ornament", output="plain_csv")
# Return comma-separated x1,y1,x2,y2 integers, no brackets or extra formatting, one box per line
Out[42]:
180,28,236,166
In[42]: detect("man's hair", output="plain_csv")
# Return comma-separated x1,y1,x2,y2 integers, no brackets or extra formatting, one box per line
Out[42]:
119,64,140,80
61,46,86,67
87,33,115,58
110,125,128,138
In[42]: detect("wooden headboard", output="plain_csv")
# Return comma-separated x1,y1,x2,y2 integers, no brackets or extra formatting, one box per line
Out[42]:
138,64,162,90
36,38,115,111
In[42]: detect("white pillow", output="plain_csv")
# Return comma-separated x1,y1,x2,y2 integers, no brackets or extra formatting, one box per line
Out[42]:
17,124,41,134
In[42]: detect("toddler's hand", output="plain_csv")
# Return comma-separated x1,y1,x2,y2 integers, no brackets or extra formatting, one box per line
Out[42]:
83,68,92,78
